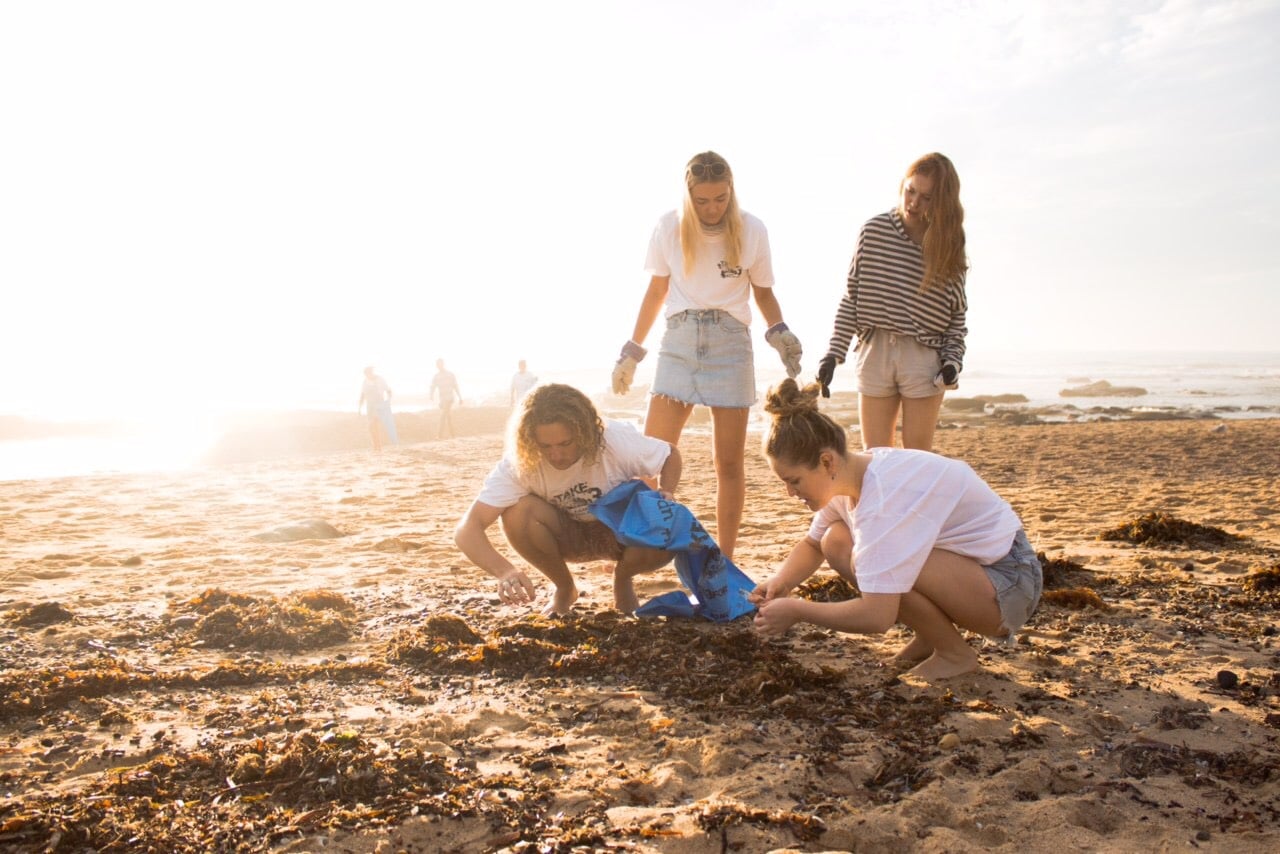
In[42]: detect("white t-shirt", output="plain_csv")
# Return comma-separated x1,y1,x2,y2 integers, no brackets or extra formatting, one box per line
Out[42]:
644,210,775,327
476,419,671,522
807,448,1022,594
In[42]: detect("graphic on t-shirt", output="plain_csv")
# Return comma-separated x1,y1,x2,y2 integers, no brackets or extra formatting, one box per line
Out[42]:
717,261,743,279
553,481,603,515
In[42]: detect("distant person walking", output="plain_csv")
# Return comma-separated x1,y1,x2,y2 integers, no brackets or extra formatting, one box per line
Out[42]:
510,359,538,406
816,152,968,451
357,366,398,451
612,150,802,560
430,358,462,438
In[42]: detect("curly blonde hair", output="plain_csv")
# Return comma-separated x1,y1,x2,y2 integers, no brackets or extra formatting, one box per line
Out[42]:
761,379,848,468
510,384,605,477
899,152,967,292
680,150,744,276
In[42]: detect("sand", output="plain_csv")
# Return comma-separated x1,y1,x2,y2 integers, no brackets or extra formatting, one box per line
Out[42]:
1,414,1278,852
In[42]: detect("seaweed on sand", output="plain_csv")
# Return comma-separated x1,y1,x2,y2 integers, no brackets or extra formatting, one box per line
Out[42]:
1099,512,1243,548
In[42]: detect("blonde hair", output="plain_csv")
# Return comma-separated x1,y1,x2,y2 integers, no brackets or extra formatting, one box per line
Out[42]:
762,379,848,468
679,151,744,276
899,152,967,292
510,384,605,477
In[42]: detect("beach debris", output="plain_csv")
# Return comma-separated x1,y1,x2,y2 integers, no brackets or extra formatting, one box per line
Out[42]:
420,613,483,644
1117,738,1275,786
1041,588,1109,611
7,601,74,627
939,732,961,750
1216,669,1240,690
1038,553,1091,590
695,802,825,843
0,658,385,721
1059,380,1148,398
1098,512,1242,548
168,588,356,651
251,519,346,542
1153,701,1211,731
1242,564,1280,594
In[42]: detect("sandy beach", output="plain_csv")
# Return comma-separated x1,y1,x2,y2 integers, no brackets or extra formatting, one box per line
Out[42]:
1,412,1278,852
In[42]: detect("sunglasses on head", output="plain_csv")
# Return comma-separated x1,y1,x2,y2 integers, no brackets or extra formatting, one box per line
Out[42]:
689,161,727,179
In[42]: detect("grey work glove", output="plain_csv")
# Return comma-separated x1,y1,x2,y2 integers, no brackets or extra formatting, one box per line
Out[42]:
612,340,647,395
765,322,803,378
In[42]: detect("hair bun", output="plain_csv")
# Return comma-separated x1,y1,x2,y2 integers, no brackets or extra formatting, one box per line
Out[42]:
763,378,822,419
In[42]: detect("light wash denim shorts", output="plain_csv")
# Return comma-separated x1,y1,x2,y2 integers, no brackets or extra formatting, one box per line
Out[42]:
652,309,756,408
855,329,943,398
982,529,1042,635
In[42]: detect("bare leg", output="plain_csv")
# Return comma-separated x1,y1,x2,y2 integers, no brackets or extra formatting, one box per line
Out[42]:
858,394,902,449
612,546,675,613
499,496,579,615
897,548,1005,680
823,522,925,663
900,393,945,451
642,392,693,489
709,407,749,560
367,420,382,452
820,522,856,585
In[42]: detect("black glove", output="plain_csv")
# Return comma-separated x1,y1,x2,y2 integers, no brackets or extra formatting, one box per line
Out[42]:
816,356,837,398
939,363,958,386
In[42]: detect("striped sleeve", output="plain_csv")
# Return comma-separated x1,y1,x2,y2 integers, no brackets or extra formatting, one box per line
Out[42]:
824,227,867,363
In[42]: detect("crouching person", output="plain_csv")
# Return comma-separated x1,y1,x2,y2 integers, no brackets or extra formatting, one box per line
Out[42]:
454,383,682,615
750,379,1041,680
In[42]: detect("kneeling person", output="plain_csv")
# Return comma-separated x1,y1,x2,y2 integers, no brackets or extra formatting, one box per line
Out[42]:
454,383,682,615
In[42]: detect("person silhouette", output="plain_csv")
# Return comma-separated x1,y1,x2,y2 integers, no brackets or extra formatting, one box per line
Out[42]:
429,358,462,438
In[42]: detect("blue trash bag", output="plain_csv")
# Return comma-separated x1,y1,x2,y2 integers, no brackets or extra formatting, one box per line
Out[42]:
589,480,757,621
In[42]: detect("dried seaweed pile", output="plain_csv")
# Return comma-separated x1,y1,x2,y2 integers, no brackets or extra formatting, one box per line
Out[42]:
0,659,386,722
0,726,566,852
168,587,356,652
5,602,75,628
391,611,955,800
1099,512,1242,548
393,612,858,721
796,575,860,601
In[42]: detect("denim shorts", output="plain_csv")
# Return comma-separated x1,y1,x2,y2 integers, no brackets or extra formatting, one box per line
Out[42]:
982,529,1042,635
855,329,943,398
652,309,756,408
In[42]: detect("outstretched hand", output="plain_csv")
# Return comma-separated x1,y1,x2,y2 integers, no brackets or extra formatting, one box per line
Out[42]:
497,570,536,606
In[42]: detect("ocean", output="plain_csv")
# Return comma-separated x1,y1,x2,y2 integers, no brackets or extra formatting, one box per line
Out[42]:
2,350,1277,482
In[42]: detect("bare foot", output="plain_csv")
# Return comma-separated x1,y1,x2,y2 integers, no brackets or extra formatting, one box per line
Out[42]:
613,577,639,614
541,584,580,617
905,647,979,681
891,635,933,664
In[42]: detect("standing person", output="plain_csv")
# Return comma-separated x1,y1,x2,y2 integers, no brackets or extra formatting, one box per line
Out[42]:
357,366,398,451
816,152,968,451
454,383,682,616
429,358,462,439
749,379,1041,680
611,150,803,560
510,359,538,406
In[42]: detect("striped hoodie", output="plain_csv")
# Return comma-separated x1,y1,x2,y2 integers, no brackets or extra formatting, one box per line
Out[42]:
824,209,967,371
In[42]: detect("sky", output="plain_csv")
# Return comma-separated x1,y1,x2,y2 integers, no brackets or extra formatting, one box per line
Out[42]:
3,0,1278,421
